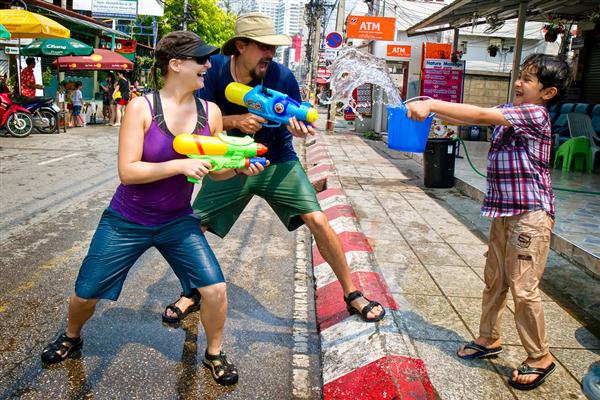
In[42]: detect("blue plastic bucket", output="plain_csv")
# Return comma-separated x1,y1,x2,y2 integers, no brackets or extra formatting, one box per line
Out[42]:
387,98,434,153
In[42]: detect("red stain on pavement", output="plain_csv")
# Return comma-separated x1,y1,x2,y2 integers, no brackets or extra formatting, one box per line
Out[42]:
307,153,332,164
312,231,372,267
323,204,356,220
308,164,333,176
323,356,435,400
317,188,345,201
315,271,398,330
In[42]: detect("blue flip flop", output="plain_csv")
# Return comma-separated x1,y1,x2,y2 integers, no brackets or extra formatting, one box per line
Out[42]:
457,341,503,360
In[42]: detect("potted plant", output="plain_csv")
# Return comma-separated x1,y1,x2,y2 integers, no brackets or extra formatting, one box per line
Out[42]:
543,16,566,42
487,44,499,57
450,50,463,63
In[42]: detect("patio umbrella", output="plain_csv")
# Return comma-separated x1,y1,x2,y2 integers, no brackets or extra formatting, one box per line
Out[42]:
0,9,69,39
21,38,93,57
0,23,10,40
0,8,70,95
53,48,133,71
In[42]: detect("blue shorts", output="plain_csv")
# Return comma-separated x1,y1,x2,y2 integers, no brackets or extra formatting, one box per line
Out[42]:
72,105,82,116
75,208,225,301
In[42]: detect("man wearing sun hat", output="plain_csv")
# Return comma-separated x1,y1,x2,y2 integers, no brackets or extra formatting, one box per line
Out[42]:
167,12,386,325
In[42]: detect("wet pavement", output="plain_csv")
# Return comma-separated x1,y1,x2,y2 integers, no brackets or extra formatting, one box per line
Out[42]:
2,116,599,399
316,115,600,399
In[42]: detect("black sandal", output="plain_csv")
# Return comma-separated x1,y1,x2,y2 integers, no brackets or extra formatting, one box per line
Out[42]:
202,350,239,386
508,362,556,390
162,291,201,324
41,333,83,365
344,290,386,322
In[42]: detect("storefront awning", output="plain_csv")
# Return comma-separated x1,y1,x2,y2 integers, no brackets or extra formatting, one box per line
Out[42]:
407,0,600,36
30,4,130,39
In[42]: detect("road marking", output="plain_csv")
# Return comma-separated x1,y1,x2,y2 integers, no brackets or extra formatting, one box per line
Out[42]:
292,227,312,399
38,153,80,166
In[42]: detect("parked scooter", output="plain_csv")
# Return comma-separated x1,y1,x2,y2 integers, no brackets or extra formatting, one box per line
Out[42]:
12,95,60,134
0,93,34,138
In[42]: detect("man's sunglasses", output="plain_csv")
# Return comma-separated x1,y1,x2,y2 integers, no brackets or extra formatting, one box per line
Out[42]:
249,40,277,52
180,55,211,65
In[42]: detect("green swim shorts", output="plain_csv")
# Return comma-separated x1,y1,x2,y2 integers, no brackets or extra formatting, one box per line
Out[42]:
193,160,322,238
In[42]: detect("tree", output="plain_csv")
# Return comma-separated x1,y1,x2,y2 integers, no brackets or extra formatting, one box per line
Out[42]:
135,0,236,47
157,0,235,46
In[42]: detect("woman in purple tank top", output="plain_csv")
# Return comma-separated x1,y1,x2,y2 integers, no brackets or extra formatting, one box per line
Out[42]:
41,31,256,386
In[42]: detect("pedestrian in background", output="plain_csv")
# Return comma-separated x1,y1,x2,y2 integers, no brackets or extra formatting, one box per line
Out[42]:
71,81,85,127
99,76,111,123
406,53,572,391
0,74,9,94
107,72,118,126
20,57,43,97
114,71,130,125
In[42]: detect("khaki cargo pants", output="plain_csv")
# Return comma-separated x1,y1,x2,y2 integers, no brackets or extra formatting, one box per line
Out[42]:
479,210,554,358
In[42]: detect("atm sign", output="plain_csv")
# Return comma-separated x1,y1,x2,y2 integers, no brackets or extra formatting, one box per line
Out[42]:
387,44,411,58
346,16,395,41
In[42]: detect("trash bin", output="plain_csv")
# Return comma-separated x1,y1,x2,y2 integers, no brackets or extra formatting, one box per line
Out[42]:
423,138,457,188
468,125,481,141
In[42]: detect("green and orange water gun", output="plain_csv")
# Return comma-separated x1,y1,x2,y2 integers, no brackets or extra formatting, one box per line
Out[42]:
173,132,268,183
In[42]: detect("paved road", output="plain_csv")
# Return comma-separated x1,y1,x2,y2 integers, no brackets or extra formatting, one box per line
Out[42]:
0,127,321,399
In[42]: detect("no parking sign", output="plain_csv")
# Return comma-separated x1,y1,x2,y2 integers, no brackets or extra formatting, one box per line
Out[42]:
326,31,343,49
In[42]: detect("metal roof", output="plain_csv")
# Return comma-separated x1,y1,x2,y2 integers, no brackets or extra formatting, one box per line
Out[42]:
31,6,130,39
407,0,600,36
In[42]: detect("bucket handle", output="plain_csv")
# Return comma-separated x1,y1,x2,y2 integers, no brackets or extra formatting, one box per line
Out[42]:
404,96,433,104
402,96,435,118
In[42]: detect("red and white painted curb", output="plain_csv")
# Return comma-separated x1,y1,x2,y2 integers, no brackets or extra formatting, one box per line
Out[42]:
305,133,436,399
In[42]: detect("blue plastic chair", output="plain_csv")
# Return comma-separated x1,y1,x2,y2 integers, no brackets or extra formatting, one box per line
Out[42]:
568,113,600,171
591,104,600,138
573,103,590,114
547,104,558,124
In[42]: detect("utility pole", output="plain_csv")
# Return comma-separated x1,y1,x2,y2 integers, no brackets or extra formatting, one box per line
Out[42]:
304,0,324,106
183,0,189,30
325,0,345,132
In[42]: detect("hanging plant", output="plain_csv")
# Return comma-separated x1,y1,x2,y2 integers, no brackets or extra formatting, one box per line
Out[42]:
590,7,599,24
450,50,463,63
543,16,566,42
487,44,499,57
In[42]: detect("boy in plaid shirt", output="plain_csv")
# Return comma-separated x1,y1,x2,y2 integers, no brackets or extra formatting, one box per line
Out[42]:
407,54,571,391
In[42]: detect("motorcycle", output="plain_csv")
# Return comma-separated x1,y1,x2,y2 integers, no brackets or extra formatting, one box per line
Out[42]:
12,95,60,134
0,92,34,138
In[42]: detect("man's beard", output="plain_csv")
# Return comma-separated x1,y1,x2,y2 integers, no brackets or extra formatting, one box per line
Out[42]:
250,58,272,81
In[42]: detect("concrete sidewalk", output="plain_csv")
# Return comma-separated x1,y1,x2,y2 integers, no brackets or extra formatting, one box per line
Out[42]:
306,124,600,399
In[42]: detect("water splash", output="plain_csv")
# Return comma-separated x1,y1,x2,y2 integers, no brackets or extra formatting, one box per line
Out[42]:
326,47,403,116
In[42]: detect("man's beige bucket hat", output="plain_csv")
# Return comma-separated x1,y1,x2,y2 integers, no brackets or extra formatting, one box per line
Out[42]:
222,12,291,56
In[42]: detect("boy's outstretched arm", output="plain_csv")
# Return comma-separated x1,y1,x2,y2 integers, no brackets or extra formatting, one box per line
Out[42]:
407,99,510,127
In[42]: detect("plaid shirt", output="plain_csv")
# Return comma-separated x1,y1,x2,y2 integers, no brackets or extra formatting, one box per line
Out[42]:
481,104,554,218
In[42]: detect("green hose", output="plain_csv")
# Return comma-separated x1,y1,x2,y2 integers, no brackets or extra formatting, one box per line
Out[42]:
456,138,600,196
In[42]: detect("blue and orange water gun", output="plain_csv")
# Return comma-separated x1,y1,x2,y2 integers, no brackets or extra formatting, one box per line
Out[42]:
173,132,268,183
225,82,318,128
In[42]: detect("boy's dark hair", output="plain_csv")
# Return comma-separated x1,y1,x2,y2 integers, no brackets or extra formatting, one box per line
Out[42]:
75,81,83,88
25,57,35,66
520,53,571,106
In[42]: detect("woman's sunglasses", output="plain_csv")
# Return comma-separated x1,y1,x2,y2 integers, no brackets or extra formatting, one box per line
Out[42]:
180,55,211,65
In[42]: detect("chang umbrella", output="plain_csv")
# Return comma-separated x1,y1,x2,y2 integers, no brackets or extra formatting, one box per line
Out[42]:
0,23,10,40
21,38,93,57
0,8,70,95
53,48,133,71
